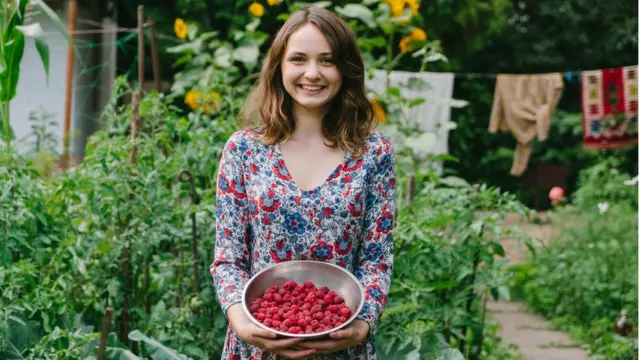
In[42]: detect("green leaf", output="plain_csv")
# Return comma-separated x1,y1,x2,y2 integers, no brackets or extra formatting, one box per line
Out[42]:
104,347,140,360
498,285,510,301
335,4,377,28
31,0,71,42
491,242,505,257
232,45,259,66
439,176,470,188
128,330,193,360
437,348,465,360
0,29,25,101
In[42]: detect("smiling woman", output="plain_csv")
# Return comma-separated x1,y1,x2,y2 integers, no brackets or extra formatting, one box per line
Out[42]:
211,6,397,360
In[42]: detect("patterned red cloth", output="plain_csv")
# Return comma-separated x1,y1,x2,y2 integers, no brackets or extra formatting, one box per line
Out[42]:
581,66,638,149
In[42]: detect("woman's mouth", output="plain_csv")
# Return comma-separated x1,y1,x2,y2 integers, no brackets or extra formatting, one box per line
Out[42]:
298,84,326,94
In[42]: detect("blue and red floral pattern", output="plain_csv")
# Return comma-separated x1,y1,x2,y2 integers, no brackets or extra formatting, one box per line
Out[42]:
211,128,397,360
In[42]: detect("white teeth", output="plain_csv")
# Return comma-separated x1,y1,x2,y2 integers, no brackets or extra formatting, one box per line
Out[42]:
301,85,323,91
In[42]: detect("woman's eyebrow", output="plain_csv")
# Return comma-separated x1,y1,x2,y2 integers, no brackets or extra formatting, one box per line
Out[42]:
287,51,332,56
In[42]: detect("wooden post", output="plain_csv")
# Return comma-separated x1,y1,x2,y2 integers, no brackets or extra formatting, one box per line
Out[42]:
61,0,78,170
148,17,161,92
137,5,145,91
405,175,415,209
96,307,113,360
130,6,145,164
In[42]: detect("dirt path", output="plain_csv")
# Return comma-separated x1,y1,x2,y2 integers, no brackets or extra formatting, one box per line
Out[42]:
486,212,593,360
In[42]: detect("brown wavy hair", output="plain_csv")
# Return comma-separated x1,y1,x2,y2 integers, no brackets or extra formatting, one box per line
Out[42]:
240,6,376,157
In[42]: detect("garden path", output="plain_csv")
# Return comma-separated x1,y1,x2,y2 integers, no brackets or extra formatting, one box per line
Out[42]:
486,212,593,360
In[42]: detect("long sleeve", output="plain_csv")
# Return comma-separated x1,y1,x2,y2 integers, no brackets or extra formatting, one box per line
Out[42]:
210,132,252,315
354,136,397,334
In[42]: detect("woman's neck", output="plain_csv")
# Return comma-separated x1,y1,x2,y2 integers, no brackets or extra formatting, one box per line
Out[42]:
290,104,325,142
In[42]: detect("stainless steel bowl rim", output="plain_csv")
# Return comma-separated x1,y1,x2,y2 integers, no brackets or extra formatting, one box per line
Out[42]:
241,260,365,338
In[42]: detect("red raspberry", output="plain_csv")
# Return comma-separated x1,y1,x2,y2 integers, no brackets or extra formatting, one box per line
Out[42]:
339,316,347,322
328,305,338,313
298,319,308,327
291,290,300,297
280,325,289,332
256,313,266,321
250,304,260,312
315,290,324,297
278,288,287,295
316,300,325,306
310,305,322,314
318,286,329,293
273,293,282,303
264,318,273,327
265,313,272,319
340,307,350,317
324,311,332,317
333,296,344,304
303,280,314,289
264,288,274,295
268,307,278,314
323,294,333,303
313,312,323,320
283,319,292,327
310,319,319,327
305,328,313,334
291,305,300,312
272,320,281,327
327,290,337,297
304,295,316,304
282,294,292,302
272,314,281,321
300,303,311,311
263,293,273,301
330,317,338,325
304,315,312,322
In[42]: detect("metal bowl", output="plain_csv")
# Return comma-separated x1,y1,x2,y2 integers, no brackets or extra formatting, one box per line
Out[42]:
242,260,365,339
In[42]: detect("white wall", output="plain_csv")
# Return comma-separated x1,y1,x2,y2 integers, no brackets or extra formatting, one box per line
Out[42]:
9,2,117,161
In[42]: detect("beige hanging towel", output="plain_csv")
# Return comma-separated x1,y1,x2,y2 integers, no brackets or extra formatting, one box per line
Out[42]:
489,73,564,176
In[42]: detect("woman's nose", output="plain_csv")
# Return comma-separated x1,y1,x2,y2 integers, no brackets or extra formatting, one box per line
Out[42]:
304,61,321,79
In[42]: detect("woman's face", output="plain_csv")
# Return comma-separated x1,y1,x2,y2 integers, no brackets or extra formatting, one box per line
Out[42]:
281,24,343,114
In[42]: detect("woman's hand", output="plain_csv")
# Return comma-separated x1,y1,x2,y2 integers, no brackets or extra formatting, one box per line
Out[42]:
295,319,370,355
227,303,316,359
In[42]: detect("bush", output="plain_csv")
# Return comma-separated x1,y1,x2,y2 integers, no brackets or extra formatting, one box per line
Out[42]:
511,173,638,359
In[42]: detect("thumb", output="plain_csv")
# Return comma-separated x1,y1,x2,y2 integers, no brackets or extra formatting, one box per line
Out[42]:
252,326,277,339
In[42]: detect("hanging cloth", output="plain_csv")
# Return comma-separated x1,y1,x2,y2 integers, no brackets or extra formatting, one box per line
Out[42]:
366,69,455,174
581,66,638,150
489,73,564,177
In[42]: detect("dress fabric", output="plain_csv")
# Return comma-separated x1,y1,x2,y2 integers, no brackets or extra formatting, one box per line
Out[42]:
210,127,397,360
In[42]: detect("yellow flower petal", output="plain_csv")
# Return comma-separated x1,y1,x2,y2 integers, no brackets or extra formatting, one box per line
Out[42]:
385,0,405,18
249,2,265,17
399,37,413,53
267,0,280,6
372,99,387,122
410,28,426,41
174,18,188,40
405,0,419,16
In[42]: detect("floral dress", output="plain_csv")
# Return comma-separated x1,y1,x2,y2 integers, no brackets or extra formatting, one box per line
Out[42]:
210,127,397,360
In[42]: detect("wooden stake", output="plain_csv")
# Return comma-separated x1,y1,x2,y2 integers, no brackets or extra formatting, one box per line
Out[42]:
61,0,77,170
148,17,161,92
96,307,113,360
137,5,145,91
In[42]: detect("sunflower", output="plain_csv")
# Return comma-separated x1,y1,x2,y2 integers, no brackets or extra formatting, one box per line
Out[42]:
174,18,188,40
267,0,280,6
184,90,201,110
249,2,265,17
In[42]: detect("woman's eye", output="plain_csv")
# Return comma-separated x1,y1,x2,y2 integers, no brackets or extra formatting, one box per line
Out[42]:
290,56,304,62
321,58,333,64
